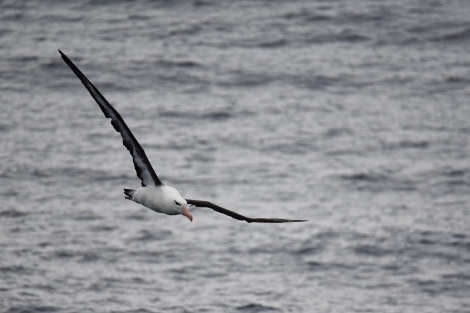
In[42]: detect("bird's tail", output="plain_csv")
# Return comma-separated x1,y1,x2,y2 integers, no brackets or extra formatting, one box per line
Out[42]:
124,188,136,200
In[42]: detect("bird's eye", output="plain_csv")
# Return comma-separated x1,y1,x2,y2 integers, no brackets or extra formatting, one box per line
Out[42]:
174,200,181,206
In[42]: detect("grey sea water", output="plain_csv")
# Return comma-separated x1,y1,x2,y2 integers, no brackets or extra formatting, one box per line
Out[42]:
1,1,470,312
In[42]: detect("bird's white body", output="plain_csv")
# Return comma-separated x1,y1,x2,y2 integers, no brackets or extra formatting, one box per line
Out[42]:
130,185,188,216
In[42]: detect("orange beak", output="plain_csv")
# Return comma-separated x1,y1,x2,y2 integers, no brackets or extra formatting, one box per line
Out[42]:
182,205,193,222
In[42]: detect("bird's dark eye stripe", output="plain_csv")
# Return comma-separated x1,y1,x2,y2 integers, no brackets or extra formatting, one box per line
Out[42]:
174,200,181,205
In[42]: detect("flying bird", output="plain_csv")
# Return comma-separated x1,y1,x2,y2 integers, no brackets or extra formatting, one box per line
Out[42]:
59,50,306,224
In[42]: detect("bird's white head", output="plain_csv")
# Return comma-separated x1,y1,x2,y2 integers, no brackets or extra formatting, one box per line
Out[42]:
174,197,192,222
166,187,192,222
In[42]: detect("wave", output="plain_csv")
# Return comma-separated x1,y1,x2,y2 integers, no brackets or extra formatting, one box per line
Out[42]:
4,305,62,313
155,59,204,69
307,261,355,272
339,172,388,183
111,309,156,313
0,165,132,185
158,109,237,122
125,229,173,243
337,171,418,192
382,140,429,150
236,303,280,312
432,26,470,42
0,265,34,275
282,9,332,23
0,209,28,218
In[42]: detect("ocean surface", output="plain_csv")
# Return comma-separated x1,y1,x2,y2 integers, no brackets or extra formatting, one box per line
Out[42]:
1,1,470,312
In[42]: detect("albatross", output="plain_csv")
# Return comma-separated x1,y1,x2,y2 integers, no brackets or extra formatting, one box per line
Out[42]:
59,50,306,224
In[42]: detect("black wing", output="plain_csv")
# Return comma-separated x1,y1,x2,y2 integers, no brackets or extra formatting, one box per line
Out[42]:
59,50,163,187
185,199,307,223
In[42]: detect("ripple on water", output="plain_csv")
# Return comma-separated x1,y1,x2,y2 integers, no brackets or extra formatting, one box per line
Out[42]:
4,305,62,313
0,209,28,218
236,303,280,312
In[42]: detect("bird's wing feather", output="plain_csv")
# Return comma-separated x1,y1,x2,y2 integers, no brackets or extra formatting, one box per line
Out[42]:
185,199,307,223
59,50,162,186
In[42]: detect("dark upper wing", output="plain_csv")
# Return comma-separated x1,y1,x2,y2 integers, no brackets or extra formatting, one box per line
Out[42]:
59,50,163,186
185,199,307,223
